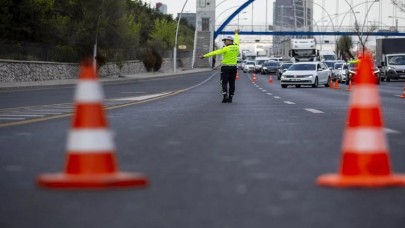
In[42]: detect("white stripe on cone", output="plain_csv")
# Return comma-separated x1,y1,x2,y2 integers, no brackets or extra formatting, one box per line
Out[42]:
349,85,380,107
67,129,115,152
343,127,388,153
74,81,104,102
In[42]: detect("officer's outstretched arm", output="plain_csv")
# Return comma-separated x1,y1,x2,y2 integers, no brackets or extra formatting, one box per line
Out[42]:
234,29,240,46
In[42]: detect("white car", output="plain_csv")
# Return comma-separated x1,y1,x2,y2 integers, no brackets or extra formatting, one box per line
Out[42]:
254,57,269,73
280,62,332,88
332,62,345,82
243,61,255,73
336,63,349,82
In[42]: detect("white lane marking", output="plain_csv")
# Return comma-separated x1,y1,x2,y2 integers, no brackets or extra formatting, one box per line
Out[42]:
19,112,63,115
284,101,295,105
305,108,324,114
120,92,147,94
0,114,45,117
384,128,401,134
262,89,267,92
274,96,281,99
0,118,25,120
112,92,171,101
266,93,272,95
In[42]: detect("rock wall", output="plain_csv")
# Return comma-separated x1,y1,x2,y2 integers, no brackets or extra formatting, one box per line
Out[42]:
0,58,191,82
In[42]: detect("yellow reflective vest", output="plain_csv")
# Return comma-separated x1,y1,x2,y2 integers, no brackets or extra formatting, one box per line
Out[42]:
203,33,240,65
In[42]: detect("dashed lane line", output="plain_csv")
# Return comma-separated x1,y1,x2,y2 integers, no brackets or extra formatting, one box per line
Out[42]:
274,96,281,99
284,101,296,105
384,128,401,134
305,108,324,114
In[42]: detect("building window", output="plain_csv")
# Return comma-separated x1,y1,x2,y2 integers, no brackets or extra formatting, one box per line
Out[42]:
199,0,206,8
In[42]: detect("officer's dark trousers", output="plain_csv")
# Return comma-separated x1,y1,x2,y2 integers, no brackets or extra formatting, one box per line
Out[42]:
220,66,237,96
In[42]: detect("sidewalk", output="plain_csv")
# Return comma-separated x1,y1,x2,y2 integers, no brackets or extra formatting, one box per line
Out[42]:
0,68,213,90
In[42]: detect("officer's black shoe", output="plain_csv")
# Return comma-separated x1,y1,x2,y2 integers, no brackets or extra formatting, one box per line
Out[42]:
228,95,233,103
222,94,228,103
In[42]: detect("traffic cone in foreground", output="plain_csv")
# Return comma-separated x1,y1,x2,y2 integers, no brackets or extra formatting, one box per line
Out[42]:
252,73,257,82
37,58,148,189
317,51,405,188
268,75,273,84
346,79,353,91
236,71,240,80
400,83,405,98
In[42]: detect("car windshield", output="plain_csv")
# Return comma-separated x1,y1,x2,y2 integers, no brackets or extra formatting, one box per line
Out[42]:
246,61,255,65
264,62,278,66
256,60,266,65
322,55,337,61
281,64,293,69
334,63,343,69
322,62,335,68
289,64,316,71
387,56,405,65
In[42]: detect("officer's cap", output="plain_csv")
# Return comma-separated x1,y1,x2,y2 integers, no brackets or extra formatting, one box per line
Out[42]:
222,36,234,41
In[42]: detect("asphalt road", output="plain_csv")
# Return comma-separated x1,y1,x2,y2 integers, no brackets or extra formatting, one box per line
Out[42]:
1,70,405,228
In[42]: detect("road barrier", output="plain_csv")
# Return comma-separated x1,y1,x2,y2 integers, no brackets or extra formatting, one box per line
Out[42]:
37,58,148,189
317,51,405,188
268,75,273,84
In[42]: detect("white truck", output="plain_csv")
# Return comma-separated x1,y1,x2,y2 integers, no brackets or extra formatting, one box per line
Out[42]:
281,38,318,62
318,50,337,61
376,38,405,81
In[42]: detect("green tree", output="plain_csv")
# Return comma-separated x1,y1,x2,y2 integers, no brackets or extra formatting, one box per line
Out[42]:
151,18,176,49
337,35,354,61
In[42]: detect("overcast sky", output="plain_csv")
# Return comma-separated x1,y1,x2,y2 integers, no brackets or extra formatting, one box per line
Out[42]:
145,0,404,29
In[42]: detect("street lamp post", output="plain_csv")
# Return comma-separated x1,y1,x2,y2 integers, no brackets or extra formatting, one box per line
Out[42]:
388,16,405,31
237,12,247,29
174,0,189,73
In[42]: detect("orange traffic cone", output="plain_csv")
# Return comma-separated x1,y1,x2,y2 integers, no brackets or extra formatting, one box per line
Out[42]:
317,51,405,188
268,75,273,84
346,79,353,91
252,73,257,82
400,82,405,98
329,77,335,89
236,71,240,80
334,79,340,89
37,58,148,189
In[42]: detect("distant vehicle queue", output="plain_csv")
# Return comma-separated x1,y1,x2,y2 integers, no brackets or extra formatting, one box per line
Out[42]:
236,56,386,88
235,38,405,88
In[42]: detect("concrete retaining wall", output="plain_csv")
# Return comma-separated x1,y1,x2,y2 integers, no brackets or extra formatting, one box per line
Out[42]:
0,58,191,82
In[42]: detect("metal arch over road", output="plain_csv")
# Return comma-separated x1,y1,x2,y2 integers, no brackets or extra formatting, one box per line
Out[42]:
214,0,255,39
218,31,405,37
214,0,405,38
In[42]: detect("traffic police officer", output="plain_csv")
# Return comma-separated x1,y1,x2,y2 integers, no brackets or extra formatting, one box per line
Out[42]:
201,29,240,103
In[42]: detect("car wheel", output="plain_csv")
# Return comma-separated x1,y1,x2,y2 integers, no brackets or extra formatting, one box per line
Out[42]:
281,84,288,88
385,74,390,82
295,85,301,88
312,77,318,88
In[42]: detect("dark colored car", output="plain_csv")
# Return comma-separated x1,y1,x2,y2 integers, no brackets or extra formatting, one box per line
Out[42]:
261,61,279,75
277,62,293,79
346,62,380,85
